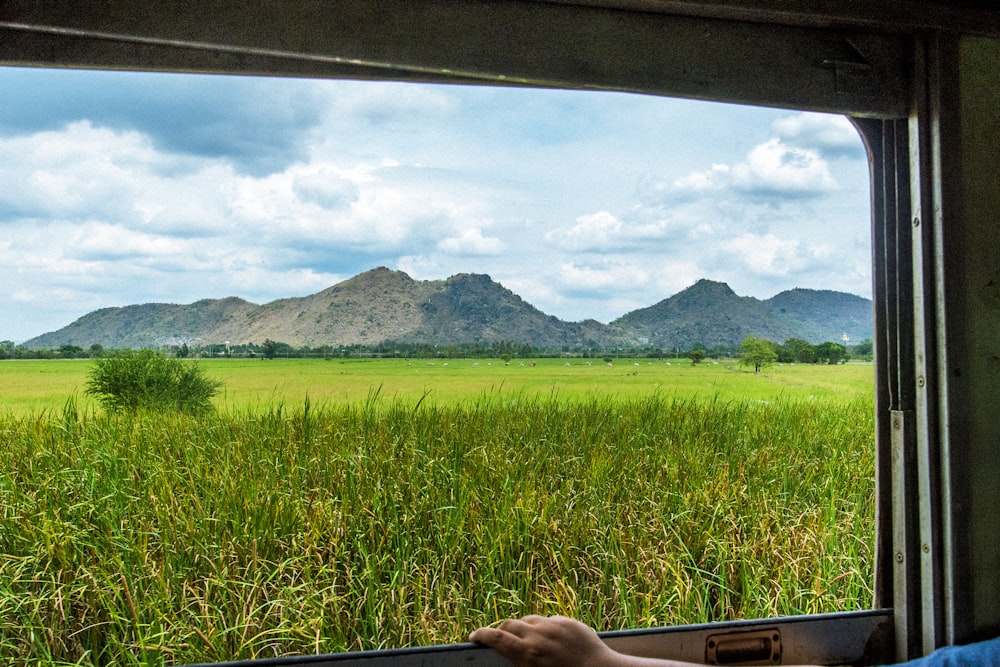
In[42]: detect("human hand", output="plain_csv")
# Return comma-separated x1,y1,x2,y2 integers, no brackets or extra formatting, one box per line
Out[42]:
469,615,625,667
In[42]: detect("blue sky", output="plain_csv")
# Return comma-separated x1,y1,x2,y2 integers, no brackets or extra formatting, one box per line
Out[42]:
0,66,872,343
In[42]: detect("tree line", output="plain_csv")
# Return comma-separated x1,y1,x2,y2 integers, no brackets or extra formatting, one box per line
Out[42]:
2,336,872,363
737,335,870,373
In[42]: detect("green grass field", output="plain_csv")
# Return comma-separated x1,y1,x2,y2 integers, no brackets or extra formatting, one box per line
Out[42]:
0,357,874,415
0,359,875,665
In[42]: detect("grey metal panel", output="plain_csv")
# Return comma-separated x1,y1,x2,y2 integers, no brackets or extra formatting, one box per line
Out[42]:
183,610,894,667
604,610,894,665
933,34,1000,646
875,30,1000,653
0,0,910,117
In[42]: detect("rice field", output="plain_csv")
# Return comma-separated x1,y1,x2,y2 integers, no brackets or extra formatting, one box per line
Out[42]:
0,357,874,415
0,359,875,665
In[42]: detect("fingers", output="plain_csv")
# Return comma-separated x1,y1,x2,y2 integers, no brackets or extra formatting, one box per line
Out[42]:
469,623,524,657
471,616,616,667
520,615,549,624
499,615,547,636
468,625,500,645
471,615,542,642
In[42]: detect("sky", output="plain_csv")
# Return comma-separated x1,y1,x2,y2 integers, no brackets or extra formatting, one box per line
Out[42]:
0,66,872,344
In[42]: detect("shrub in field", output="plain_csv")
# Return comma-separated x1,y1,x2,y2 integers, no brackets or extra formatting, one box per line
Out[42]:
85,349,222,414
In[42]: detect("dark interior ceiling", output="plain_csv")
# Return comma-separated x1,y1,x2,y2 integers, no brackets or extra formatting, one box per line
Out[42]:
543,0,1000,33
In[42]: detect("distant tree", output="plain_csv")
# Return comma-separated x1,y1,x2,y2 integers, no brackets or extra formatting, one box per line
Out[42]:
707,344,735,358
262,339,278,360
852,338,874,359
815,341,848,365
59,344,85,359
688,349,706,365
739,336,778,373
782,337,816,363
0,340,14,359
85,349,222,415
89,343,105,358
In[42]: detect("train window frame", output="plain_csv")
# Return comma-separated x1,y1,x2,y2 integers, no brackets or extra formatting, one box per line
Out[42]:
3,3,999,665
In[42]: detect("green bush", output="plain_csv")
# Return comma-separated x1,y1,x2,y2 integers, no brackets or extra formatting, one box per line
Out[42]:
85,349,222,414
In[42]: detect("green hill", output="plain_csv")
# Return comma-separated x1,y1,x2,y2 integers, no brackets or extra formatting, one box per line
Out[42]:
23,269,871,351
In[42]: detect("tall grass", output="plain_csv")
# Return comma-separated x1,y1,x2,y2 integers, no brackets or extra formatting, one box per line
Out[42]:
0,395,874,665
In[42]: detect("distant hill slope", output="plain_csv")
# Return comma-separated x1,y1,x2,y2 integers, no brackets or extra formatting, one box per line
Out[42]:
24,269,872,350
611,279,871,349
27,297,259,350
408,273,610,349
765,287,872,344
611,279,792,350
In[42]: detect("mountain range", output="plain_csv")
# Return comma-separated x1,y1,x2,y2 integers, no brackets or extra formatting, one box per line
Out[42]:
24,267,872,350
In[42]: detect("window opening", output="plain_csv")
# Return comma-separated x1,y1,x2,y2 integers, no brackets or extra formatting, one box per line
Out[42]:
0,68,878,664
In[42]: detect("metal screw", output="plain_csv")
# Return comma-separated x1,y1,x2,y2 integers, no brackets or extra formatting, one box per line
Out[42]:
917,376,925,388
895,552,904,563
913,216,920,227
923,544,930,553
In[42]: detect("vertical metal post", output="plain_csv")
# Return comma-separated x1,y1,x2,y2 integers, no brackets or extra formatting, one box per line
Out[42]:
890,409,919,659
908,34,944,656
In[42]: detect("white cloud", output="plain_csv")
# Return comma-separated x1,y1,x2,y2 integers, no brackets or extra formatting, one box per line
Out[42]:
71,221,192,261
0,119,502,265
292,170,359,210
0,121,155,218
544,211,622,251
653,261,705,297
503,267,655,324
557,261,649,293
660,138,837,201
437,227,505,256
500,277,561,310
0,120,240,241
216,266,347,300
731,139,837,196
395,254,444,280
318,81,459,124
672,164,731,191
772,113,864,157
717,232,834,277
543,210,685,252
